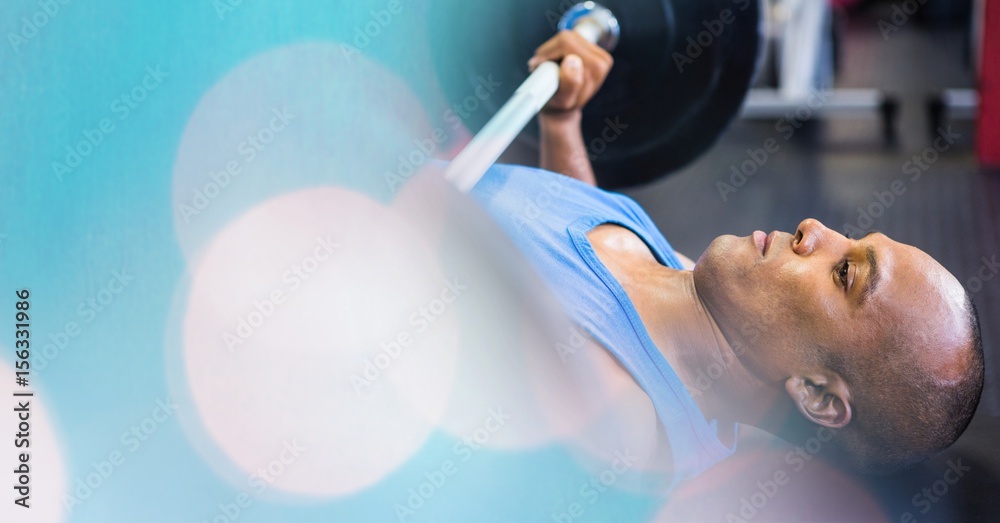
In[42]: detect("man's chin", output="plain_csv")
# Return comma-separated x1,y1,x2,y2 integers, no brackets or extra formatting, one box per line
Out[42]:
693,234,745,283
698,234,745,262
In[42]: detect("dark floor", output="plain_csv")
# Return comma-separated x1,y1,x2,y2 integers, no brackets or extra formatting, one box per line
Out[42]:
620,3,1000,522
493,1,999,521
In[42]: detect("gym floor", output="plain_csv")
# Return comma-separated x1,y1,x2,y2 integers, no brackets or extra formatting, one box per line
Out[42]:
620,3,1000,521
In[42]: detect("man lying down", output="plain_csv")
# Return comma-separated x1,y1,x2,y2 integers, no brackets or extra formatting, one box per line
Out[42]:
466,31,985,482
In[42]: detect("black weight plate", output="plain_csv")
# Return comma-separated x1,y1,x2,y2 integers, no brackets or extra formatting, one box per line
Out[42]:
428,0,762,189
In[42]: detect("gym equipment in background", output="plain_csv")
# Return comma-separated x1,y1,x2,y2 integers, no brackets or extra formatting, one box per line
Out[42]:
429,0,763,190
741,0,899,142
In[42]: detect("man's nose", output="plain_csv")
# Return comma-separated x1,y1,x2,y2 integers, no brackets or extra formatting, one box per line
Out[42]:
792,218,831,256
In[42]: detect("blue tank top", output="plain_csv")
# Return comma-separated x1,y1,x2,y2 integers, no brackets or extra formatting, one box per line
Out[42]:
470,164,737,486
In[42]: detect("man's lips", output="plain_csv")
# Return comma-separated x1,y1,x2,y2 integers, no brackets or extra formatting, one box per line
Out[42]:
753,230,766,255
752,230,780,256
765,231,778,256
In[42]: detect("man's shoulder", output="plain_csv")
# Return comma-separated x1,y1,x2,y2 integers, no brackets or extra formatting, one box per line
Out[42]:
471,163,641,221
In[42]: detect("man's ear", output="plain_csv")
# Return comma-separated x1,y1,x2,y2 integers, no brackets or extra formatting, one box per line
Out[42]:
784,373,852,429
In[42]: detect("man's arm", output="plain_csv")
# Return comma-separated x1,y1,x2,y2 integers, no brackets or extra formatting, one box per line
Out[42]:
539,110,596,186
528,34,701,269
529,31,613,186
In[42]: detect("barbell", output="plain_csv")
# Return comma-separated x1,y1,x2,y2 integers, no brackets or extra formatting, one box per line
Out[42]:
429,0,763,190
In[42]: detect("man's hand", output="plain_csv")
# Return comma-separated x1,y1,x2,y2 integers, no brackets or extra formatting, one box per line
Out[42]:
529,31,614,186
529,30,614,117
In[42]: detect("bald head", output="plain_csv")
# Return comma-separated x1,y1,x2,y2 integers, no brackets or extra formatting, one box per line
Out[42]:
693,218,985,473
824,282,984,474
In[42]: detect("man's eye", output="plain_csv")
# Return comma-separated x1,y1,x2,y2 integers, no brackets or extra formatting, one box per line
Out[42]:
838,261,850,287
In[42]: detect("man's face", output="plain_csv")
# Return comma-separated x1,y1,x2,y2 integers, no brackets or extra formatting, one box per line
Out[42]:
693,218,970,382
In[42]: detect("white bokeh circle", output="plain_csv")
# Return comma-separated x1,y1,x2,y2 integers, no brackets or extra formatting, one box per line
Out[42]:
171,42,434,267
182,187,459,496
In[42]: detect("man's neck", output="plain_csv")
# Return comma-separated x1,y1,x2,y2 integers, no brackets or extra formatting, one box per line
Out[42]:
587,225,789,433
637,267,777,427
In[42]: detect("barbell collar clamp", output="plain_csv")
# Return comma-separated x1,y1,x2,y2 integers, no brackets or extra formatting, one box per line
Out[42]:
557,2,620,52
